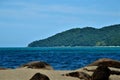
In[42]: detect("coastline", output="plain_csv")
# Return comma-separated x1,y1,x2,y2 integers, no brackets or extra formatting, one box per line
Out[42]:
0,46,120,49
0,58,120,80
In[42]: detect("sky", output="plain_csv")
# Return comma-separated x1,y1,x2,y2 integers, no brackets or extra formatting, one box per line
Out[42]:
0,0,120,47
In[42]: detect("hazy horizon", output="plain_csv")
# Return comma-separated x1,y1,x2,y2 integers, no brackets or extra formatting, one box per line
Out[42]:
0,0,120,47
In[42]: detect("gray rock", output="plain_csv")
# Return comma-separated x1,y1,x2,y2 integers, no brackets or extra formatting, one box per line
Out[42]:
88,58,120,68
30,73,50,80
20,61,53,70
62,71,91,80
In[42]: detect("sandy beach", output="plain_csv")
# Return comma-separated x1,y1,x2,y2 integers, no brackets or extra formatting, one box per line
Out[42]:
0,68,79,80
0,58,120,80
0,66,120,80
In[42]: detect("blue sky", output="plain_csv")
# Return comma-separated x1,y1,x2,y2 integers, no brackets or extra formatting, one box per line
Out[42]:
0,0,120,47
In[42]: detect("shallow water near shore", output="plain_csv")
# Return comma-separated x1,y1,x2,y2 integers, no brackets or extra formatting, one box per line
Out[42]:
0,47,120,70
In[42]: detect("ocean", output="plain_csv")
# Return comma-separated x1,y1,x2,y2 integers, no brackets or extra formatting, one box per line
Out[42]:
0,47,120,70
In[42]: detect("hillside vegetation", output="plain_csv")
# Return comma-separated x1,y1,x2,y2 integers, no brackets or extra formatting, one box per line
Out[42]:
28,24,120,47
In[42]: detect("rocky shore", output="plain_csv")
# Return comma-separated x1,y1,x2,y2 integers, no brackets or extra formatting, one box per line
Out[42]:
0,58,120,80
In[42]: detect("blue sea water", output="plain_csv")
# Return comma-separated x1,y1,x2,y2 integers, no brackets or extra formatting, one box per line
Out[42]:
0,47,120,70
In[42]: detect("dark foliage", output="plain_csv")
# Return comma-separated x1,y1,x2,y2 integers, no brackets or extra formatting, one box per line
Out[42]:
28,24,120,47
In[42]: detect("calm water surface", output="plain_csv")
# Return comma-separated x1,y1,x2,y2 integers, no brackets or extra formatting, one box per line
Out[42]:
0,47,120,70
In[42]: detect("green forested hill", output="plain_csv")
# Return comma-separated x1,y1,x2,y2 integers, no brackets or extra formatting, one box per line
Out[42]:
28,24,120,47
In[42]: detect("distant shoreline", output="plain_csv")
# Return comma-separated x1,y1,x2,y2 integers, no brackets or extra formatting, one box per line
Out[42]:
0,46,120,49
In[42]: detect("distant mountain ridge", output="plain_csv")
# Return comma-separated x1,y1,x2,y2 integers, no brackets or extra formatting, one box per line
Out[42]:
28,24,120,47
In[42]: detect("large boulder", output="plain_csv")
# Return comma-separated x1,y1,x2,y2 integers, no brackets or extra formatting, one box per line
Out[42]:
88,58,120,68
91,65,111,80
29,73,50,80
20,61,53,70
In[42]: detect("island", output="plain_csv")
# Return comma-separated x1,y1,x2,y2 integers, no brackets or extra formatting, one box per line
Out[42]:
28,24,120,47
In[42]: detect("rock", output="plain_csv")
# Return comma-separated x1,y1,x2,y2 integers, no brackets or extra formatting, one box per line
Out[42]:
29,73,50,80
88,58,120,68
20,61,53,70
62,71,91,80
91,65,111,80
0,67,6,70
